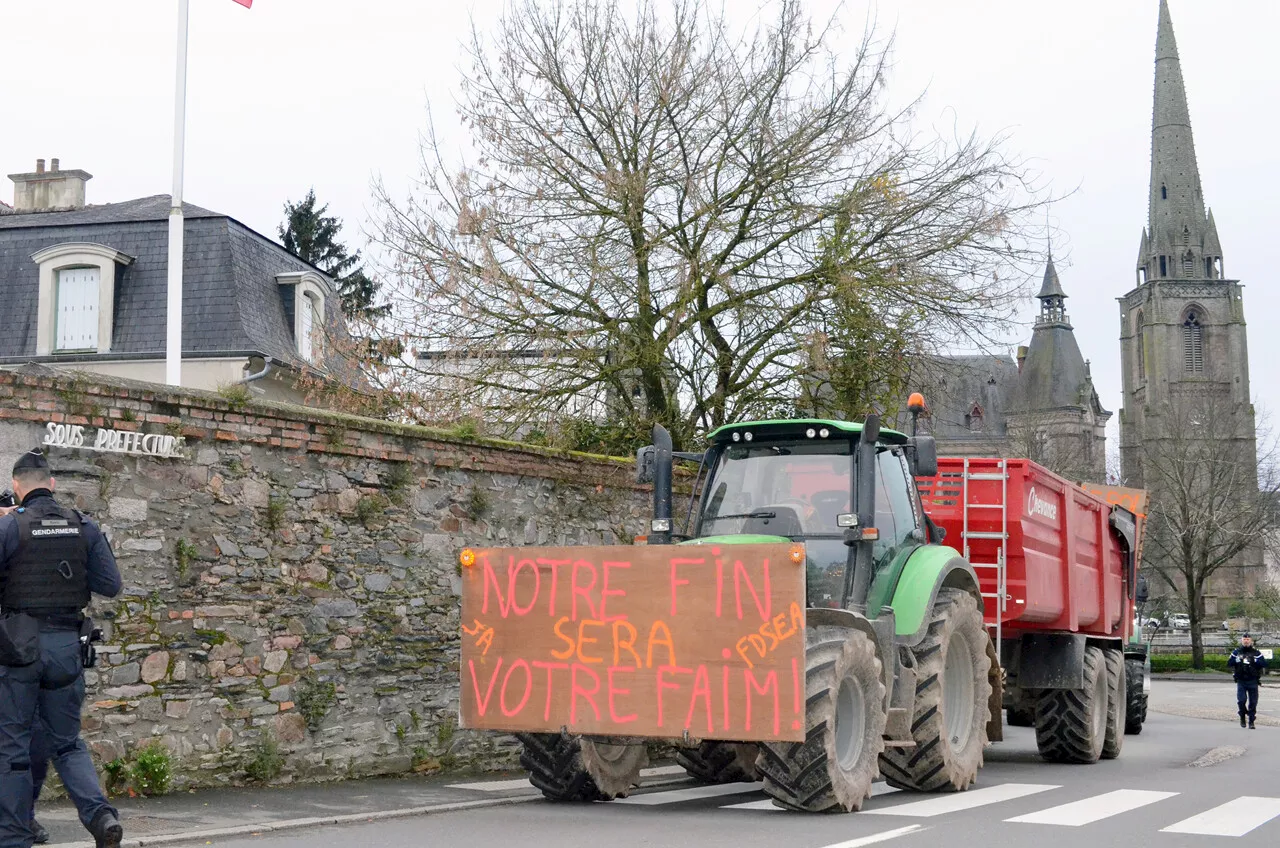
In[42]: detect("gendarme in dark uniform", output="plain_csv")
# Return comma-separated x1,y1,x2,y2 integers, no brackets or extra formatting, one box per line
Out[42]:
0,450,123,848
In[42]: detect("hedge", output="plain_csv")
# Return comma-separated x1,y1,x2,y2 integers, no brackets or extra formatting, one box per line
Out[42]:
1150,653,1232,673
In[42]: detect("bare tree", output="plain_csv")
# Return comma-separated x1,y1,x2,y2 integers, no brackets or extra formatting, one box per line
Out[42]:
370,0,1051,449
1141,397,1280,667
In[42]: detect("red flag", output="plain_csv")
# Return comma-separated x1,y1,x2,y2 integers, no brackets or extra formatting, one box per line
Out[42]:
231,0,252,7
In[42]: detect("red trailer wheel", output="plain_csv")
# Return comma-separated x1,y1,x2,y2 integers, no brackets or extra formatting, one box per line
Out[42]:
1102,648,1126,758
1034,645,1109,764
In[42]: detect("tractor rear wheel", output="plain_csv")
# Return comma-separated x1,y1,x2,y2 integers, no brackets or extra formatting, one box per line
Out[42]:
756,626,886,812
1124,657,1148,734
518,734,647,801
677,742,759,783
880,588,992,792
1102,648,1125,759
1034,645,1108,764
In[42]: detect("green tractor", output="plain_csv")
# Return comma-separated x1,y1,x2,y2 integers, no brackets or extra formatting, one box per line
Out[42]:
520,410,1000,812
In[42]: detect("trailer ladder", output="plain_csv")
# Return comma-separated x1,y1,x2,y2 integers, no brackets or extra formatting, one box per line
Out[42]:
960,458,1009,650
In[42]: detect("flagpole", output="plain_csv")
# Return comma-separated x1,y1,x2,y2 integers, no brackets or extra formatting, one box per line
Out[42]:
167,0,190,387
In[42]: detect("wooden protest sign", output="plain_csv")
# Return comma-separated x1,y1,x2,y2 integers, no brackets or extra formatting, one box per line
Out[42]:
459,543,807,743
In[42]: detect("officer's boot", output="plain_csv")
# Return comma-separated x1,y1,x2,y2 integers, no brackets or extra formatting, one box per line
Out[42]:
89,810,123,848
30,818,49,845
1240,712,1247,728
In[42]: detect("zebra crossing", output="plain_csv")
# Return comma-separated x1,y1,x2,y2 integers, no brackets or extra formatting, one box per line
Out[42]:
447,772,1280,838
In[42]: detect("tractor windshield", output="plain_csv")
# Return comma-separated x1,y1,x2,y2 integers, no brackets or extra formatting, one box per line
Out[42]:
698,441,854,538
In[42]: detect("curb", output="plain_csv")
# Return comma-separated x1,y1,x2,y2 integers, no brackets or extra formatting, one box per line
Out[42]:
55,794,544,848
54,773,695,847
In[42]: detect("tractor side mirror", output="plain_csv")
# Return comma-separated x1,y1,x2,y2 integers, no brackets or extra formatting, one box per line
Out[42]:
635,445,656,484
908,435,938,478
1137,574,1150,606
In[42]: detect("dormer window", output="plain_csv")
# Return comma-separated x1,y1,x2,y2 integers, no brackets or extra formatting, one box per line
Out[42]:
966,404,984,432
30,242,134,356
277,270,331,366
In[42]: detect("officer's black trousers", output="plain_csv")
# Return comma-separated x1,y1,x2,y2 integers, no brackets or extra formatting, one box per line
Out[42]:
0,629,116,848
1237,680,1261,722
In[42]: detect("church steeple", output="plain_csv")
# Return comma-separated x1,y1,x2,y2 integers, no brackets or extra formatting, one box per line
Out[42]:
1138,0,1222,282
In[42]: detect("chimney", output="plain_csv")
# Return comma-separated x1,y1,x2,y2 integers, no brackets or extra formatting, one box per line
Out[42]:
8,158,93,212
1016,345,1029,373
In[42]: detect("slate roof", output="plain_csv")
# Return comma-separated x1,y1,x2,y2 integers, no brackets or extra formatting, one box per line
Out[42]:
0,195,343,376
899,354,1021,441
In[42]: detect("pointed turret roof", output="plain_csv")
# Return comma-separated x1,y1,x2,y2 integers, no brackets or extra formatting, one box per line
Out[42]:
1037,253,1066,300
1014,256,1106,417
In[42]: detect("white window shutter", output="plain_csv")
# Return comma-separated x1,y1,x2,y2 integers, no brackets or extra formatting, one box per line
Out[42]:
56,268,100,351
299,293,314,361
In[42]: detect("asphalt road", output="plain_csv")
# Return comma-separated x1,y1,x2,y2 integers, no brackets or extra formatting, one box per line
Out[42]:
203,685,1280,848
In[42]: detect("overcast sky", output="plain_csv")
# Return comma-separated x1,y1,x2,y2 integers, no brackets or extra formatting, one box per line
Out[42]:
3,0,1277,435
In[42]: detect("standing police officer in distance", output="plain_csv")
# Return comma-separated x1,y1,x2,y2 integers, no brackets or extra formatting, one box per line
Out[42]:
1229,633,1268,729
0,450,123,848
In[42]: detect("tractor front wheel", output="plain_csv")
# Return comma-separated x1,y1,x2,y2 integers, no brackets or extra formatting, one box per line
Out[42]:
757,626,886,812
518,734,647,802
880,588,992,792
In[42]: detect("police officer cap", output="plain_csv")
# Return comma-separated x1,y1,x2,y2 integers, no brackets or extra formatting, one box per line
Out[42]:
1243,632,1253,639
12,449,49,475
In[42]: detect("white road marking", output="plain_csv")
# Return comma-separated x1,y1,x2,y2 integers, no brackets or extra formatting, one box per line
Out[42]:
448,764,688,792
1005,789,1178,826
863,783,1059,818
1162,796,1280,837
722,782,900,811
819,825,926,848
614,781,763,805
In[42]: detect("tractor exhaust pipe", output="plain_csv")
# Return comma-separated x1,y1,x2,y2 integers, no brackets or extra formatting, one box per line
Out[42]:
844,413,881,610
649,424,674,545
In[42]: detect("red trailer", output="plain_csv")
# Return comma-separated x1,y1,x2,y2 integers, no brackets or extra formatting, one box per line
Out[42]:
917,457,1142,755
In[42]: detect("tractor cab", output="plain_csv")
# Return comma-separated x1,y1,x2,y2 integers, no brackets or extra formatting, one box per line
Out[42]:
637,411,939,612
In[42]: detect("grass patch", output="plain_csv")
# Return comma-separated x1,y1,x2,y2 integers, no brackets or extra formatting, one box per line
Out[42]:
244,734,285,783
217,383,252,410
296,678,337,733
265,495,288,530
129,741,173,796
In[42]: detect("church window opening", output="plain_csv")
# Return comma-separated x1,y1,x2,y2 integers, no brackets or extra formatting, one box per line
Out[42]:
1161,185,1167,200
1159,256,1167,277
1136,312,1145,380
1182,311,1204,373
1182,250,1194,276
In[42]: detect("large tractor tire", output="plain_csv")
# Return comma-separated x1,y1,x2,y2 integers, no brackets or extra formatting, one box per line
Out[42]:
1102,648,1125,759
1034,645,1108,764
880,589,992,792
1006,705,1035,728
518,733,647,802
756,625,886,812
677,741,759,783
1124,657,1148,735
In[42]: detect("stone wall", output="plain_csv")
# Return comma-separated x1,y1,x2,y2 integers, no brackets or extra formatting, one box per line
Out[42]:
0,367,649,788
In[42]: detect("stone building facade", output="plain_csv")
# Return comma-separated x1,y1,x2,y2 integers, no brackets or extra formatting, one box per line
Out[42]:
892,255,1110,483
0,366,648,791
